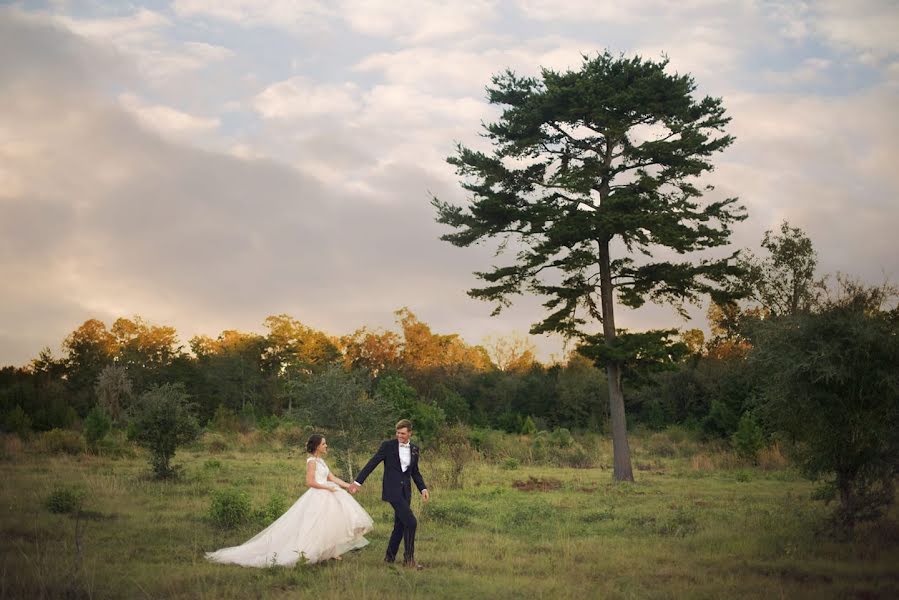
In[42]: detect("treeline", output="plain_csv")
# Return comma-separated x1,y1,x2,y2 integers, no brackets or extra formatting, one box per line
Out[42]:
0,307,610,439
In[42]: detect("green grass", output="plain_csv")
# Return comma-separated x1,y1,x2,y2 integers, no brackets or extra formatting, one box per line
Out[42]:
1,436,897,599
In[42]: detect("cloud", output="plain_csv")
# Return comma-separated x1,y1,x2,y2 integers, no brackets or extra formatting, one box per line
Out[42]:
810,0,899,62
173,0,333,31
52,7,234,82
118,93,221,139
252,77,361,119
340,0,497,43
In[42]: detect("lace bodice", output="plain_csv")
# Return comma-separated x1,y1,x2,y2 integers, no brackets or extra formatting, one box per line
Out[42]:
307,457,330,484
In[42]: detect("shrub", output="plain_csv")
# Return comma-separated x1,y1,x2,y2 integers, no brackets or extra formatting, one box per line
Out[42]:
558,445,593,468
209,487,251,528
271,422,308,449
750,294,899,531
732,411,765,463
128,383,200,478
210,406,241,433
84,406,112,450
646,433,677,458
2,406,32,437
94,430,137,459
37,429,85,455
44,486,86,514
502,457,520,470
433,422,474,489
205,433,231,454
257,414,281,434
254,492,287,525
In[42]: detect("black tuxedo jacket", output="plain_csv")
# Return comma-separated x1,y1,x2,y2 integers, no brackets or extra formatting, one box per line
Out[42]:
355,439,427,502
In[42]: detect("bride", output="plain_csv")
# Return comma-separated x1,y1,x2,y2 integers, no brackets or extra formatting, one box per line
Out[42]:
205,434,374,567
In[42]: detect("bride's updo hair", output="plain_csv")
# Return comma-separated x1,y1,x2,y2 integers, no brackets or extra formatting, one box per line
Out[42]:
305,434,324,454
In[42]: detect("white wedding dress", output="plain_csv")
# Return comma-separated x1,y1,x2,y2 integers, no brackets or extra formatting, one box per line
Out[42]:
205,457,373,567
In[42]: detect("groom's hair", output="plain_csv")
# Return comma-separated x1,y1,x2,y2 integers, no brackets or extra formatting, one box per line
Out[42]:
395,419,413,431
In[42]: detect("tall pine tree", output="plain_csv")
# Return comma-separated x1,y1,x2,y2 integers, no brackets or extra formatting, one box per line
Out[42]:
433,52,745,480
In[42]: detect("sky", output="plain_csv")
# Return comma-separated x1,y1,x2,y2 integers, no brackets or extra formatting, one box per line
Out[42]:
1,0,897,367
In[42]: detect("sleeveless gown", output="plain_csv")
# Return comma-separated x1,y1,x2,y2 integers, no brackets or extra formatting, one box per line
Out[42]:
205,457,373,566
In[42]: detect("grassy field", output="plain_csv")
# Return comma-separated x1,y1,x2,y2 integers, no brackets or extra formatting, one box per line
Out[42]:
2,431,897,599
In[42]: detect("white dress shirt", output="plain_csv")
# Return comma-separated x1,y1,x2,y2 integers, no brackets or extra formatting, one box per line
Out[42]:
399,442,411,472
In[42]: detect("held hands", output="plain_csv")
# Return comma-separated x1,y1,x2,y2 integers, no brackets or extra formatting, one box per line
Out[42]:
347,483,360,494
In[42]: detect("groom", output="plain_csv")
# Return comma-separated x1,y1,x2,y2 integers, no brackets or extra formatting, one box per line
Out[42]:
349,419,429,569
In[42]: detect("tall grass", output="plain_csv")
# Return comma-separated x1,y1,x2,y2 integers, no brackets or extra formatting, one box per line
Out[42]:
1,428,896,599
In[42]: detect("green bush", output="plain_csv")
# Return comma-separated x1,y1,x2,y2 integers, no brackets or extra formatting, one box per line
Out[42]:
256,414,281,434
732,411,765,463
2,406,32,437
84,406,112,450
93,431,137,459
37,428,85,455
209,487,252,528
129,383,200,478
501,457,520,470
558,444,593,468
254,492,287,525
210,405,241,433
44,486,86,514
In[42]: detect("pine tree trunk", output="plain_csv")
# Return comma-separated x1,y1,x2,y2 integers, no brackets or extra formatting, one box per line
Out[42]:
599,239,634,482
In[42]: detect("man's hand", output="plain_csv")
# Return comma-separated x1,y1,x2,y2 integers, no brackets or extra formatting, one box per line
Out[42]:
348,483,359,494
421,489,430,503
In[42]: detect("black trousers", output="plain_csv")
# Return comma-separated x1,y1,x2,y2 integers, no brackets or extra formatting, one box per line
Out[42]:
386,488,417,562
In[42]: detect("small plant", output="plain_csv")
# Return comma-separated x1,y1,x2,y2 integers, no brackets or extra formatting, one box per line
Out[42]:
254,492,287,525
44,486,85,514
580,508,614,523
502,457,520,470
735,469,752,483
203,459,222,470
209,487,251,529
424,499,477,527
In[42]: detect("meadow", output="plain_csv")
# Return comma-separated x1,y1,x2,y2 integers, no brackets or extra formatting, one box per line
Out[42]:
2,430,897,599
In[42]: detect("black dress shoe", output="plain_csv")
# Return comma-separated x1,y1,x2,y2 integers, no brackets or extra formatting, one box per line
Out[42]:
384,556,396,564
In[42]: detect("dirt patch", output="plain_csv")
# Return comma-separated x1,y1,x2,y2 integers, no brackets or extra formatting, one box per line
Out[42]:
512,476,562,492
